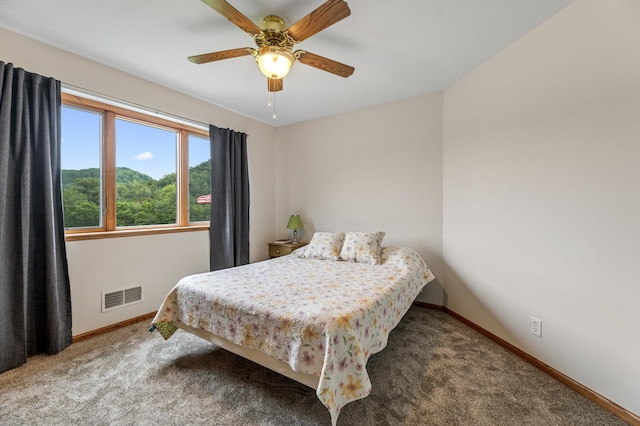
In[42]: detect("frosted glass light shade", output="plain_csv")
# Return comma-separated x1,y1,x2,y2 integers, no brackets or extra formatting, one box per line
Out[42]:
257,46,294,79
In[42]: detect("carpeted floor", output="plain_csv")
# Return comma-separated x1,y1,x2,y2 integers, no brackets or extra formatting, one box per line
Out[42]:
0,307,629,425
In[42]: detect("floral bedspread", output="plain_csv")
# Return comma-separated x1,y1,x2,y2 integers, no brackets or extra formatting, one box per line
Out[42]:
152,246,434,425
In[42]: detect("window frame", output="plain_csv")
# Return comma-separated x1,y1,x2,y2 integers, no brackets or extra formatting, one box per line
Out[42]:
62,93,210,241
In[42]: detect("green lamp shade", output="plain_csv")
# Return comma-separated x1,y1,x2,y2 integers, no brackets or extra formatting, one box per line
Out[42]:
286,214,303,230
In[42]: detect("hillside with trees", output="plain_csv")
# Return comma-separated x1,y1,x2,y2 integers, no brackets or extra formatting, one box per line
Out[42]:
62,159,211,228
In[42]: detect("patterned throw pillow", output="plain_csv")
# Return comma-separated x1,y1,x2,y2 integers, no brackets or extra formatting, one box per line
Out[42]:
339,232,386,265
302,232,346,261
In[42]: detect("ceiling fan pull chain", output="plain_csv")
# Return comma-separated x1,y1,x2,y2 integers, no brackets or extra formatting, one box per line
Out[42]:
272,91,277,119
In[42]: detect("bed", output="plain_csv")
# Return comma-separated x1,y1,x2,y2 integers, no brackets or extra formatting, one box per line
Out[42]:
152,232,435,425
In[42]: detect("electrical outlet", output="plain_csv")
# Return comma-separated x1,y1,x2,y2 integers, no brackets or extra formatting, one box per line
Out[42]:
530,317,542,338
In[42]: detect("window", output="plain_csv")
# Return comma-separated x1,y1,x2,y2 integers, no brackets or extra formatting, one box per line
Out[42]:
188,134,212,222
61,93,210,240
115,118,178,227
61,105,103,229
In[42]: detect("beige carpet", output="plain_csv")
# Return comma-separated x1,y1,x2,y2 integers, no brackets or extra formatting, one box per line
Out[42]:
0,306,628,425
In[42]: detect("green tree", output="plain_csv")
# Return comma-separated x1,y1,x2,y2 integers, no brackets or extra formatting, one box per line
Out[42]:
115,167,153,185
158,172,176,188
156,183,177,224
74,177,100,204
63,187,100,228
189,159,211,222
62,171,101,228
62,159,211,228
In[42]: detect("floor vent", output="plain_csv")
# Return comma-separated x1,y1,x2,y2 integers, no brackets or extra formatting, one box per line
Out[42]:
102,286,143,312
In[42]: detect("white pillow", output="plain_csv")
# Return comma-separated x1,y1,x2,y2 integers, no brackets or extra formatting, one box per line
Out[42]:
302,232,345,261
339,232,385,265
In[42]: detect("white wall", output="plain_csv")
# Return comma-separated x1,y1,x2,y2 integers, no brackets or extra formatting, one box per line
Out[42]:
65,233,209,334
1,28,278,335
276,93,444,305
443,0,640,416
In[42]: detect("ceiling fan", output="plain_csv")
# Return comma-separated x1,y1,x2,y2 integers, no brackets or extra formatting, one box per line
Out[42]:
188,0,355,93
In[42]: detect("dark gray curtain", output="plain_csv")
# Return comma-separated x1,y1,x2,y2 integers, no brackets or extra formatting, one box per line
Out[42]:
209,125,250,271
0,62,72,373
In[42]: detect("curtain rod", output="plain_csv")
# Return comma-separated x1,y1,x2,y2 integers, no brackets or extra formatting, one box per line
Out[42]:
61,83,209,131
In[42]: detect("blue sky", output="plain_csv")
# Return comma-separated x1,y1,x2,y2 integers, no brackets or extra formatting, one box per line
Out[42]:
61,105,209,180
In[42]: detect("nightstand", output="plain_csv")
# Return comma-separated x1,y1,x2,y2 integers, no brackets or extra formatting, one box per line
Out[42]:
268,242,307,258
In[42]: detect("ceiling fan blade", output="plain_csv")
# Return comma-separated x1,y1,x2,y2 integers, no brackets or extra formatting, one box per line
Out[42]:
286,0,350,42
268,78,283,92
188,48,254,64
200,0,263,36
295,51,354,78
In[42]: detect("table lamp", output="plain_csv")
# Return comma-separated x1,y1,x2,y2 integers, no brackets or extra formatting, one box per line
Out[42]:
287,214,304,244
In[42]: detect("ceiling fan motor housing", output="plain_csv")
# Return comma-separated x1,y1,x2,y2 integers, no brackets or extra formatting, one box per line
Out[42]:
256,15,296,50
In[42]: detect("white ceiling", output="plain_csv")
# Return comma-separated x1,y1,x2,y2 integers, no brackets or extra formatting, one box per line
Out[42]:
0,0,573,126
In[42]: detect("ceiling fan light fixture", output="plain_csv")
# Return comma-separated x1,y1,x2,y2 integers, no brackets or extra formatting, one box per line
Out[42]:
256,46,294,79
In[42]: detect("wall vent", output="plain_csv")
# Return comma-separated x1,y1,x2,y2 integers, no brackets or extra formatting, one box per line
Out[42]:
102,286,143,312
